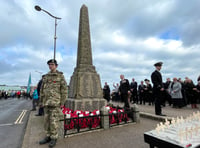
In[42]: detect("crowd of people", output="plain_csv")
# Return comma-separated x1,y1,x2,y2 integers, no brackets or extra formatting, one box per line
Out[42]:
0,84,44,115
103,74,200,110
0,90,28,99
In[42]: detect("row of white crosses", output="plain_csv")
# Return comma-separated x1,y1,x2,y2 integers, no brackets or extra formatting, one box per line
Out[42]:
155,111,200,144
155,118,171,134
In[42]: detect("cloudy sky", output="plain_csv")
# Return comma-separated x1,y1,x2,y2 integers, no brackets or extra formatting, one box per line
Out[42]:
1,0,200,89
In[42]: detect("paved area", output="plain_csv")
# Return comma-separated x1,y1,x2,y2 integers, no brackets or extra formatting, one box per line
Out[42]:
22,102,199,148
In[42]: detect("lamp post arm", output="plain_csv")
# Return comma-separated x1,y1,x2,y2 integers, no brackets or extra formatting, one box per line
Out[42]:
41,9,61,20
54,18,57,60
35,5,61,60
40,8,61,60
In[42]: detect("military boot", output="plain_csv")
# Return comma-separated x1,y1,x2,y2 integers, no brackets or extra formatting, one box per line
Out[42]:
49,139,57,148
39,137,51,145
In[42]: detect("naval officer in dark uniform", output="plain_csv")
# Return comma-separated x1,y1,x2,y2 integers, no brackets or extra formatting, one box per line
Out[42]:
151,62,166,116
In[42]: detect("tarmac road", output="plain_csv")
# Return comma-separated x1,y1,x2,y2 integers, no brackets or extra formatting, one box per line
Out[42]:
0,98,32,148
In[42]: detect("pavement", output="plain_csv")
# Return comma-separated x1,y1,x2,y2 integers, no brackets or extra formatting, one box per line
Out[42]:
22,102,199,148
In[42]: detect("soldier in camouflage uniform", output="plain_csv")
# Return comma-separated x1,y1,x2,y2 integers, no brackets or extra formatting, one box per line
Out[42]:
39,59,67,148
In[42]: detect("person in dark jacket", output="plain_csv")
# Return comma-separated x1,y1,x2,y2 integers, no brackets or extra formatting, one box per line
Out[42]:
185,79,198,108
138,81,145,105
119,74,130,108
130,78,138,104
163,78,172,106
178,78,187,106
151,62,166,116
103,82,111,103
35,78,44,116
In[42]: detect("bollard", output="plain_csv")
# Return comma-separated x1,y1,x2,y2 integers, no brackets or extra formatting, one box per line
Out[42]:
100,106,109,129
132,103,140,123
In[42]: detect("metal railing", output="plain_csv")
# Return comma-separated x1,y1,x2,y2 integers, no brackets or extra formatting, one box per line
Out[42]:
62,114,102,136
60,107,135,136
109,109,134,127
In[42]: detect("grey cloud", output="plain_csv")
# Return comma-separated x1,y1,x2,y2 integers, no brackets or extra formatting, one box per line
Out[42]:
1,0,200,86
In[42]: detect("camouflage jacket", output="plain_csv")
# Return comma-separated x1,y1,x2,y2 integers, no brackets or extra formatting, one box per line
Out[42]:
39,70,67,107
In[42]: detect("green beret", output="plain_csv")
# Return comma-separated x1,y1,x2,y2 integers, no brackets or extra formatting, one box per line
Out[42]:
47,59,58,65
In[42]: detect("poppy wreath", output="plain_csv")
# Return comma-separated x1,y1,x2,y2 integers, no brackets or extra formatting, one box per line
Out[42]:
117,109,124,123
63,108,100,130
109,108,117,124
91,110,101,128
62,105,129,130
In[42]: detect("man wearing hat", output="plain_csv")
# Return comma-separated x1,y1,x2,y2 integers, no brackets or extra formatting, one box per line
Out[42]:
39,59,67,148
151,62,166,116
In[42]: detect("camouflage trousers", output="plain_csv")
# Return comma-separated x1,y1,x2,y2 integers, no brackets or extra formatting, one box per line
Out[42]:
44,106,63,139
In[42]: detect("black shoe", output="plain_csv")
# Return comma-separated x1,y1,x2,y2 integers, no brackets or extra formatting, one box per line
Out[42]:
35,114,42,116
39,137,51,145
49,139,57,148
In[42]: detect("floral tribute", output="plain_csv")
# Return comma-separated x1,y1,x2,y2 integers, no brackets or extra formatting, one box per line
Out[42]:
62,105,129,130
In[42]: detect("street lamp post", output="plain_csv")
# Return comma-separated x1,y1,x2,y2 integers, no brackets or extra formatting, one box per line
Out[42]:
34,5,61,60
35,70,43,82
35,70,42,77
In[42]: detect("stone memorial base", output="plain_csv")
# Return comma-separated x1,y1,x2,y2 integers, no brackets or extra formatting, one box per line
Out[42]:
65,98,106,111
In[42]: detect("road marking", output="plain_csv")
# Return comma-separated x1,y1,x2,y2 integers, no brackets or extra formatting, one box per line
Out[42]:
18,110,27,124
0,123,13,127
14,110,27,124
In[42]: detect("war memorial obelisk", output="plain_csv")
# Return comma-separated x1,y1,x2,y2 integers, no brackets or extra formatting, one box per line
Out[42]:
65,5,106,111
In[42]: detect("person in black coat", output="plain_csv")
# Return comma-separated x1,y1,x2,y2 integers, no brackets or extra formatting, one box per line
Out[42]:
35,77,44,116
185,79,197,108
119,74,130,108
163,78,172,106
151,62,166,116
103,82,111,103
130,78,138,104
138,81,145,105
